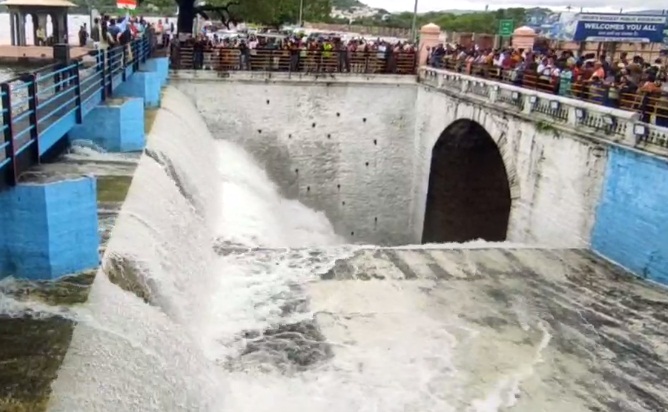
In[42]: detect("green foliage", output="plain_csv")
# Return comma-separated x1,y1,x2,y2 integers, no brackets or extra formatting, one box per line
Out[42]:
331,0,364,11
200,0,331,27
331,8,536,34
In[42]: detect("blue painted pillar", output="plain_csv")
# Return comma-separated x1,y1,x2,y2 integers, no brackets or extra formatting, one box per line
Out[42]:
69,97,145,152
141,57,169,86
115,70,161,108
0,177,100,280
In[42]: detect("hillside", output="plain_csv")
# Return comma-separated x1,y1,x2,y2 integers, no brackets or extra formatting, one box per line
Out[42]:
331,0,366,11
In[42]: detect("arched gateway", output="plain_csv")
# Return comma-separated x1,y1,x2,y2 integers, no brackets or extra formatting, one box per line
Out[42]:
422,119,511,244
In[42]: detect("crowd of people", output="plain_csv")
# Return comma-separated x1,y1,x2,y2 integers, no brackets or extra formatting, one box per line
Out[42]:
174,33,418,74
74,15,178,51
428,44,668,125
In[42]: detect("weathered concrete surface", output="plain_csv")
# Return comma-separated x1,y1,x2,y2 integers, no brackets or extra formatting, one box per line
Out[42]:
171,72,607,249
223,246,668,412
172,72,419,246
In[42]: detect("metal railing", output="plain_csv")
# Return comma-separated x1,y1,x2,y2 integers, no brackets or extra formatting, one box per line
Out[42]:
0,35,154,189
170,45,418,75
420,66,668,156
431,58,668,128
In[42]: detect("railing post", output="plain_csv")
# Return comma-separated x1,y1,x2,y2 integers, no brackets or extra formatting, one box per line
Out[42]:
121,43,127,82
364,52,370,74
134,39,140,70
106,47,114,96
25,74,39,164
54,64,62,94
98,49,106,102
74,62,82,123
0,83,16,186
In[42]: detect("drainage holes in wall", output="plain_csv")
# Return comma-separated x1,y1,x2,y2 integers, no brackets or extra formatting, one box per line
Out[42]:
312,123,317,128
342,201,346,206
295,168,299,174
362,118,367,123
327,134,331,139
373,139,377,145
337,184,341,190
266,99,270,105
288,134,292,139
365,162,369,167
258,129,262,134
350,231,355,236
336,112,340,117
306,186,310,192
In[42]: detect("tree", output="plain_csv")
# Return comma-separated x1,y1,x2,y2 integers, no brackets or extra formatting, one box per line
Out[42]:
174,0,331,34
339,8,533,35
175,0,240,34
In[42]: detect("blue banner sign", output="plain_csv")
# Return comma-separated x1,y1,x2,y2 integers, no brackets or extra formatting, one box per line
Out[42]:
573,14,667,43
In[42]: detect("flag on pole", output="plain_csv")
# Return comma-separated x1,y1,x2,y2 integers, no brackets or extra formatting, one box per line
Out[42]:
117,0,136,10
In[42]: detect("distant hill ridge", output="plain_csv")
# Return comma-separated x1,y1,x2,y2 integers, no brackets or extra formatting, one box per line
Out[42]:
331,0,366,10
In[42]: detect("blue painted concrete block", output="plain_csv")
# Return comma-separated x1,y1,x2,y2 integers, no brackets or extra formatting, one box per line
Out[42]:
592,147,668,284
0,177,99,280
69,97,145,152
115,70,161,108
141,57,169,86
39,111,77,156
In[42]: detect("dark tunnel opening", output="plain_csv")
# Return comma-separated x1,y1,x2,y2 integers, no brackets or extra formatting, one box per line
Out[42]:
422,119,511,244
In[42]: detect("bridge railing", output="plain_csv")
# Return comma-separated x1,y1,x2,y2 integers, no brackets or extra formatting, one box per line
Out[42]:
432,59,668,128
0,35,154,189
419,66,668,156
170,45,418,75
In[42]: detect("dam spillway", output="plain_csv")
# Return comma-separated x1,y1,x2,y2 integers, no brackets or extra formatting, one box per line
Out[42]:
1,71,668,412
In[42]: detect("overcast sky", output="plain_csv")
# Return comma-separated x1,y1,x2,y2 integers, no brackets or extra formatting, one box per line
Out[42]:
362,0,666,14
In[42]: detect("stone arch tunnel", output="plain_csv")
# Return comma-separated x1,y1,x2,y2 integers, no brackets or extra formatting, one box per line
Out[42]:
422,119,512,244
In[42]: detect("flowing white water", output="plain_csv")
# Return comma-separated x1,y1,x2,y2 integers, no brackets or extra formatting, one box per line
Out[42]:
42,87,556,412
46,87,352,411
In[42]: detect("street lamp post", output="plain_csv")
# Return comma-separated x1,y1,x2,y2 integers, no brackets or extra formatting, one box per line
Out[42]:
410,0,418,43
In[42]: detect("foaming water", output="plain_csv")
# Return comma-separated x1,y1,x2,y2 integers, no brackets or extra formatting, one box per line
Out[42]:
216,140,345,248
35,86,561,412
45,87,352,411
48,88,228,411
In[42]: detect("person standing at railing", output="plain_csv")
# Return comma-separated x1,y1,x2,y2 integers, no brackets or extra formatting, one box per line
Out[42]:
289,40,301,72
238,40,250,70
155,20,164,48
91,18,101,49
78,24,88,47
559,63,574,98
36,25,46,46
193,34,213,70
163,19,173,49
334,38,349,73
107,19,119,47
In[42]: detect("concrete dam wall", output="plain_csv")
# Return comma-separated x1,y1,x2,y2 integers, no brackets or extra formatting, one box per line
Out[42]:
172,72,668,283
173,74,605,249
175,75,419,246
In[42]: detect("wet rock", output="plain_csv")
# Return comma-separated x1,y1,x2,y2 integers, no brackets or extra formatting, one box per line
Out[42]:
103,254,155,305
237,320,333,372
